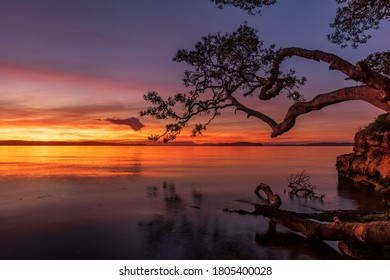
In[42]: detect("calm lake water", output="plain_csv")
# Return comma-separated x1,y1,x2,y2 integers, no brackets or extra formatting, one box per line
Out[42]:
0,146,385,259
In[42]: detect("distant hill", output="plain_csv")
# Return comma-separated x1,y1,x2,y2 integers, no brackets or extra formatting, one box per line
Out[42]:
164,141,352,146
199,141,263,146
0,140,263,146
0,140,352,146
0,140,145,146
262,142,353,146
298,142,353,146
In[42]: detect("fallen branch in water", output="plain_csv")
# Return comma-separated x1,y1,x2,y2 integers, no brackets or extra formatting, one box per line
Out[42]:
224,182,390,259
287,171,324,200
254,183,282,208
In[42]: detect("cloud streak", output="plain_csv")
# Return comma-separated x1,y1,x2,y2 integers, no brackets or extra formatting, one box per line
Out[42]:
103,117,145,131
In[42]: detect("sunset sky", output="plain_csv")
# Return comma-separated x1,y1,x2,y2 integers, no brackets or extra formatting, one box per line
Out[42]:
0,0,389,144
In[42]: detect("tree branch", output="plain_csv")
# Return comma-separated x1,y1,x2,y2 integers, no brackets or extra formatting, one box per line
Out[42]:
228,95,278,129
144,24,390,141
253,204,390,245
272,86,390,137
261,47,390,101
228,86,389,138
225,182,390,250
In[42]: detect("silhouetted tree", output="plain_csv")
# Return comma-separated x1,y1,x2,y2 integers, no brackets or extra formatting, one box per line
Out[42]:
141,0,389,142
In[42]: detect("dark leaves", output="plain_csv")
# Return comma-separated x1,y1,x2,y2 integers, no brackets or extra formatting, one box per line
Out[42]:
141,24,306,142
361,51,390,77
210,0,276,15
329,0,390,48
174,24,266,94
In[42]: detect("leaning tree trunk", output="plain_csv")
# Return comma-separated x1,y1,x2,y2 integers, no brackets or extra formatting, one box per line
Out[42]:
253,204,390,245
225,183,390,258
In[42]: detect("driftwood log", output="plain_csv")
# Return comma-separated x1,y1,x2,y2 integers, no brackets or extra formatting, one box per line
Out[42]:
224,183,390,259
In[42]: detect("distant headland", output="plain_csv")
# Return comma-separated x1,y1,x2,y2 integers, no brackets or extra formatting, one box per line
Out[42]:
0,140,353,146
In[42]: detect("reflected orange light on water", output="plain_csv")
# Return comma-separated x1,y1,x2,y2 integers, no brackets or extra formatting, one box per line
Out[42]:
3,145,384,260
0,146,142,177
0,145,353,179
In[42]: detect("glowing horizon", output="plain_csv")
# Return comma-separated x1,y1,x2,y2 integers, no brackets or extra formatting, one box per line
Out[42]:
0,67,383,144
0,1,387,144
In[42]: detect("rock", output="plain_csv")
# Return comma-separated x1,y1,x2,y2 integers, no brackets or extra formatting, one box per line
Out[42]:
336,114,390,191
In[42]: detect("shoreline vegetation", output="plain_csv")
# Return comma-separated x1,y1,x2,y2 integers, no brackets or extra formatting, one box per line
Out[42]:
0,140,353,147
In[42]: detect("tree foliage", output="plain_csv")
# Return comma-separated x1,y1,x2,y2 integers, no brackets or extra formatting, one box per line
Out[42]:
141,0,390,142
141,25,305,142
362,51,390,76
211,0,276,15
328,0,390,48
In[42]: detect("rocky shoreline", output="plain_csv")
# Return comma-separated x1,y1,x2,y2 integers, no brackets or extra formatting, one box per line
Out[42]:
336,114,390,198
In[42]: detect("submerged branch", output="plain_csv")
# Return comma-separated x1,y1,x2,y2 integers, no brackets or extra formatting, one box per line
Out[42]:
224,182,390,257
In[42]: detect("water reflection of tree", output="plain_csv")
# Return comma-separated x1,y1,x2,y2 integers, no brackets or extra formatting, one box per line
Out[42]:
255,221,345,260
139,182,259,259
109,162,142,175
139,182,345,259
338,177,387,212
162,182,185,212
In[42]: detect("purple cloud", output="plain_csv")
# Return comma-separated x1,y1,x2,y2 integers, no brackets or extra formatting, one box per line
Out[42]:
104,117,145,131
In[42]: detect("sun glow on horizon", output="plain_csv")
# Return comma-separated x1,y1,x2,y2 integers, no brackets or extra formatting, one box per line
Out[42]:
0,75,383,145
1,1,388,146
0,34,385,145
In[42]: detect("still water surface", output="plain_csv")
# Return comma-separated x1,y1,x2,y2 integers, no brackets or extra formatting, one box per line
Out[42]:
0,146,384,259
